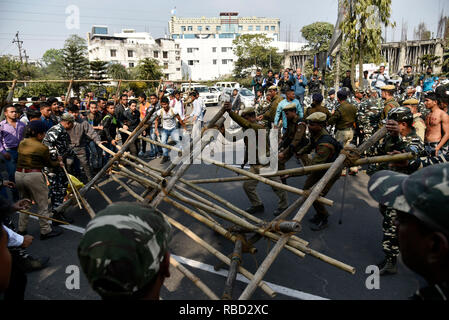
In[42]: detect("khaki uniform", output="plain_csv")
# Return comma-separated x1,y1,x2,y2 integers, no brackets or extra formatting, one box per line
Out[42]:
412,114,426,142
228,111,288,209
380,97,400,123
297,128,340,218
16,137,60,234
262,94,284,126
304,104,332,120
328,100,357,147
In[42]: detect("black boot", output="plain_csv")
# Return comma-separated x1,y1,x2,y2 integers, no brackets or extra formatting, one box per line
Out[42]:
273,207,288,217
379,257,397,275
40,226,63,240
311,217,328,231
10,249,50,273
245,205,264,214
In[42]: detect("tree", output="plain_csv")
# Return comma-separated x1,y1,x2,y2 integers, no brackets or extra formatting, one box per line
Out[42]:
89,59,108,80
301,22,334,55
62,34,89,94
42,48,65,78
415,22,431,41
133,58,163,91
108,63,130,80
232,34,283,78
340,0,394,90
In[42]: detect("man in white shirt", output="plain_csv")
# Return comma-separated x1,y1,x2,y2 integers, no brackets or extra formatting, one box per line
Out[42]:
189,90,206,138
154,97,186,164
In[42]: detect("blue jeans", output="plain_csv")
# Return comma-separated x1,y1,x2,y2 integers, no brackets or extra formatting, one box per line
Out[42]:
4,148,19,200
148,127,162,157
161,128,180,157
88,141,102,169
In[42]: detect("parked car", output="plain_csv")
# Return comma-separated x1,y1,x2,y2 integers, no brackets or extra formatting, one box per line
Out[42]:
215,81,240,89
188,85,219,106
219,87,255,109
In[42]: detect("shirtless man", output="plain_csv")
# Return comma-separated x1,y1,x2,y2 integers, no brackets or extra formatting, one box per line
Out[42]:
424,92,449,157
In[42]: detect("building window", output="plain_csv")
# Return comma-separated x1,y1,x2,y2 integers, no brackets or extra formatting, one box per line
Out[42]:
163,51,168,59
256,25,261,31
176,56,180,61
212,47,216,52
188,60,199,65
129,62,134,68
110,49,116,57
213,59,217,65
221,47,227,53
128,50,133,57
187,26,192,31
265,26,269,31
164,63,168,69
216,25,221,31
271,26,275,31
198,26,202,31
187,48,199,53
205,26,210,31
176,68,180,71
175,51,180,55
175,44,180,49
154,51,159,58
238,25,243,31
248,25,253,31
222,59,228,65
181,26,186,31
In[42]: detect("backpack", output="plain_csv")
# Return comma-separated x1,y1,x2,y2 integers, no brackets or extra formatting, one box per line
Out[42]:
312,134,342,162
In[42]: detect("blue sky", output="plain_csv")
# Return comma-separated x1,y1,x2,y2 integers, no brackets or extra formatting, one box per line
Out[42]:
0,0,447,60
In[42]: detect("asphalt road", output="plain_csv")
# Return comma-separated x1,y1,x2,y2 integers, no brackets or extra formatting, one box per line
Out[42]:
18,106,425,300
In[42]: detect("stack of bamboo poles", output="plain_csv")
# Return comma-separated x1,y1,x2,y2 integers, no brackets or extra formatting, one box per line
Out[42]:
45,110,411,300
10,78,411,299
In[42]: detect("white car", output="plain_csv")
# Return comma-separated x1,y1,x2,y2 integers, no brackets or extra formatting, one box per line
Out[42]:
192,85,219,106
219,87,255,109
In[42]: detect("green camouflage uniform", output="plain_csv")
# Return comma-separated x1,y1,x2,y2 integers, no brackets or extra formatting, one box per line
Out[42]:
43,123,76,211
374,127,425,260
255,97,272,129
324,97,338,114
368,163,449,299
78,202,172,299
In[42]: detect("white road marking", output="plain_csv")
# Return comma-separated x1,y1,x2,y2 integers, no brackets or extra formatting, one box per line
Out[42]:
30,216,328,300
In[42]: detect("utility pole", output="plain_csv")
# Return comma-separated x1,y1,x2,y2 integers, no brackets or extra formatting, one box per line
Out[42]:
12,31,23,63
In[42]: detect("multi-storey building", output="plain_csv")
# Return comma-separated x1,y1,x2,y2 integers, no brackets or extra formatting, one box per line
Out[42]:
87,26,182,80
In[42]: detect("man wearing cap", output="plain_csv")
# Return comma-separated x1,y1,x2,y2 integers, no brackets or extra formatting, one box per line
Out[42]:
256,85,283,128
274,89,302,134
43,113,76,223
224,102,288,215
424,92,449,159
324,89,338,114
368,163,449,299
399,65,415,93
16,120,63,239
78,202,172,300
380,85,400,123
328,90,357,148
403,98,426,141
278,103,309,176
297,112,342,230
370,106,425,274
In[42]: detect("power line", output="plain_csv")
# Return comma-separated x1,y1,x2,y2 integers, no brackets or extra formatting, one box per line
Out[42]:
12,31,23,63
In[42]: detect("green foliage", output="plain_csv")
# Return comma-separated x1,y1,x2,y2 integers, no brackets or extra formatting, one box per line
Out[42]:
62,35,89,80
232,34,283,78
340,0,394,88
89,59,108,80
130,58,163,92
301,22,334,54
419,54,441,69
42,49,65,78
442,46,449,76
107,63,130,80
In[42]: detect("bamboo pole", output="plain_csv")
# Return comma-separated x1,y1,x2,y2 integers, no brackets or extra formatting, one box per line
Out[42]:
187,153,416,184
238,127,387,300
19,210,69,225
110,175,145,202
169,256,219,300
6,79,17,103
54,105,158,214
74,186,96,219
113,163,308,254
201,156,333,207
161,212,276,298
65,80,73,107
0,79,214,84
93,185,113,204
222,239,242,300
118,128,181,152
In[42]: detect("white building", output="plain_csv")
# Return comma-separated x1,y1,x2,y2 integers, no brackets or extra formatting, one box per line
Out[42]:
168,13,305,81
87,26,182,80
